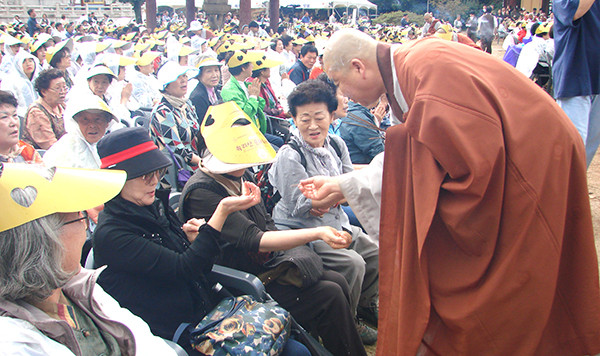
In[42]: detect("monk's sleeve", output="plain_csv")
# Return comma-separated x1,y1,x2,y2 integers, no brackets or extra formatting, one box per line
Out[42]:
408,97,505,256
338,152,384,239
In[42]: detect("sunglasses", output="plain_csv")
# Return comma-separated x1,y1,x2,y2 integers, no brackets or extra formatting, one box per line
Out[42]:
63,211,89,226
141,167,168,184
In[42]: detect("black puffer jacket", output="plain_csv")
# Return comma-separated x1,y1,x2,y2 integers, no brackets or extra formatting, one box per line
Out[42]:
93,190,220,340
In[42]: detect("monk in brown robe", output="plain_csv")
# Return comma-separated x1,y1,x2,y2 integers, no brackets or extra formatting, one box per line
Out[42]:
300,28,600,355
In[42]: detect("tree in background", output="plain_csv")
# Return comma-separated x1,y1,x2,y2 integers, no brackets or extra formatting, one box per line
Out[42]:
373,0,401,13
373,10,424,26
372,0,503,21
119,0,145,23
431,0,467,20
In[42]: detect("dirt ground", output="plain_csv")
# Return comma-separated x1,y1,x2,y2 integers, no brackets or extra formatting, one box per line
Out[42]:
586,155,600,258
363,40,600,356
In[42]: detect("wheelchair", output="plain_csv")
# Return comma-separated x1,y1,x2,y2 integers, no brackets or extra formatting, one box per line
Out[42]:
530,60,553,96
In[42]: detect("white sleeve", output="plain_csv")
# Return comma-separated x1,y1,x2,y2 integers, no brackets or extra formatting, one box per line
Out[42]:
0,317,75,356
337,152,384,241
515,44,540,78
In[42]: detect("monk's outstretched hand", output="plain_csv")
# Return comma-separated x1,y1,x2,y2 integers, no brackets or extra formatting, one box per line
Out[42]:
299,176,345,209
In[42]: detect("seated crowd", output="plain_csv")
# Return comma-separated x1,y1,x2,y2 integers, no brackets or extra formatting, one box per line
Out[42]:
2,5,598,355
0,21,391,355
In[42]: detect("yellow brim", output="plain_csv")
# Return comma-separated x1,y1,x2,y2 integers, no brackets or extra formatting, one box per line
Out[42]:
0,164,126,232
254,58,284,71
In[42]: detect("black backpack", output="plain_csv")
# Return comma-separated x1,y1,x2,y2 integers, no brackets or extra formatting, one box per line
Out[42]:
255,139,343,214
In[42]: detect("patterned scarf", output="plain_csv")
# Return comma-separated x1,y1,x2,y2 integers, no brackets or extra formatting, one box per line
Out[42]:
297,135,342,177
0,144,24,163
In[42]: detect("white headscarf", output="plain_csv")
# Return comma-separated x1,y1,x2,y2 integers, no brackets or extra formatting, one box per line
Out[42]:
43,94,115,169
0,51,41,117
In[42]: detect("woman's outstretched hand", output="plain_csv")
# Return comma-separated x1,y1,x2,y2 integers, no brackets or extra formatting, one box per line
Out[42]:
219,181,262,214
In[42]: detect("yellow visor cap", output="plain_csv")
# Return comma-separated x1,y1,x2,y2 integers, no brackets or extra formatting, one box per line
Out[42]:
0,163,126,232
227,50,264,68
253,53,284,71
136,51,161,66
201,102,276,165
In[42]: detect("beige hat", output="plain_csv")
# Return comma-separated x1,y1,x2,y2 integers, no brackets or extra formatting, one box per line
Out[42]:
195,54,222,68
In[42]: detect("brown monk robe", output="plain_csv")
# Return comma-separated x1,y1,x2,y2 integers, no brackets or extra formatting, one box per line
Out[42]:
375,38,600,355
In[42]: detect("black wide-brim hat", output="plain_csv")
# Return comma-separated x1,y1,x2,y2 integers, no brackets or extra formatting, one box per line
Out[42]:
97,127,171,180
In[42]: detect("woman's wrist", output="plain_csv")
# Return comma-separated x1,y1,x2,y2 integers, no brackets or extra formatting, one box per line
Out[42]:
215,200,234,217
310,227,324,241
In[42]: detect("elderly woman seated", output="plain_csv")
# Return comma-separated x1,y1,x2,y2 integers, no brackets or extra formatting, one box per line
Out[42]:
0,90,42,163
268,80,380,343
43,94,117,169
128,52,162,110
178,101,367,355
46,39,75,90
75,64,131,127
189,54,223,125
151,61,202,169
92,127,311,355
0,163,177,355
0,50,41,118
22,68,67,150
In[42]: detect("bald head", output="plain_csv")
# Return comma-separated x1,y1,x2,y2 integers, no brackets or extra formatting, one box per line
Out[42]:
322,29,385,108
323,29,377,74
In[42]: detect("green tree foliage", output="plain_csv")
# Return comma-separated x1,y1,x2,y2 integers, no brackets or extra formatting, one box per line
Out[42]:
372,0,503,20
119,0,145,23
430,0,469,21
372,0,401,13
373,10,424,26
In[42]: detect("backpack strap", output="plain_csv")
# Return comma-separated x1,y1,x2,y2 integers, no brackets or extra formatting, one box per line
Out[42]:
286,140,307,168
328,137,343,159
286,138,343,168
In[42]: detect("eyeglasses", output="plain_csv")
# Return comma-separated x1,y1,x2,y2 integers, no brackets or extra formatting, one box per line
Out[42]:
63,211,88,226
47,85,68,93
141,167,168,184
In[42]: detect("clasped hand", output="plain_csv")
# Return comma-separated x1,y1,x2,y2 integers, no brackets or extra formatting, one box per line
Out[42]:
318,226,352,249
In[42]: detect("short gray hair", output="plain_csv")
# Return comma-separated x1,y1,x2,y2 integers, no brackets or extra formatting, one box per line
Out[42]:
0,189,73,303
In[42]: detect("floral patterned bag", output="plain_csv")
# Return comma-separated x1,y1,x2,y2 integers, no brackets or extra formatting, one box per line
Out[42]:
187,295,291,355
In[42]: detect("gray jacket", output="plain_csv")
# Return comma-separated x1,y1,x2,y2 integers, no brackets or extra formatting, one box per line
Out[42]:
269,134,353,231
0,268,136,356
